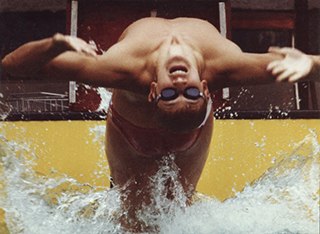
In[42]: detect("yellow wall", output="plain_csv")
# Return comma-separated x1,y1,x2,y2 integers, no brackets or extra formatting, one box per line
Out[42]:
0,121,110,188
198,119,320,200
1,119,319,200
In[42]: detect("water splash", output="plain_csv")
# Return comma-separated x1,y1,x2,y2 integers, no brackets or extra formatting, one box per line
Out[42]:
0,94,11,121
0,130,319,234
156,133,319,234
96,88,112,113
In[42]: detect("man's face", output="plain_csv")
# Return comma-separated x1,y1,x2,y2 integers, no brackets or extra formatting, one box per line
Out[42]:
149,43,209,109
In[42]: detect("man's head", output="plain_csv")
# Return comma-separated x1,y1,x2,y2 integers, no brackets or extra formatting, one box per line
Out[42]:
148,38,209,133
148,80,209,134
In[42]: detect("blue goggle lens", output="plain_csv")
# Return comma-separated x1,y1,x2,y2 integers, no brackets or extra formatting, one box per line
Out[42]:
156,87,203,102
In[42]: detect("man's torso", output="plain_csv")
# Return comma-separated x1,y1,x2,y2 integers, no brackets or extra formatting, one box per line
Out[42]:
109,17,230,127
105,17,217,189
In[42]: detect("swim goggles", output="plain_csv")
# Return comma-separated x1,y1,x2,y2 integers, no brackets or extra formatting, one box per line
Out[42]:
154,87,206,102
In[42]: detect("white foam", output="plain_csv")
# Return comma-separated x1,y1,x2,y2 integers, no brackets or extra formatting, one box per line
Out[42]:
96,88,112,112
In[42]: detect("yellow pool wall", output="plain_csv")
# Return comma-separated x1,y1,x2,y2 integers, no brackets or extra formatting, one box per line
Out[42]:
1,119,319,199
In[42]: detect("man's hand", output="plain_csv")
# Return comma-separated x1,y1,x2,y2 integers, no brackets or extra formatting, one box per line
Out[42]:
52,33,98,57
267,47,318,83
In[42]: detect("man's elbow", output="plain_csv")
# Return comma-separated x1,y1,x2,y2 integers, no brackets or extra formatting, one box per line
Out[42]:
1,56,15,75
2,55,38,78
2,56,24,77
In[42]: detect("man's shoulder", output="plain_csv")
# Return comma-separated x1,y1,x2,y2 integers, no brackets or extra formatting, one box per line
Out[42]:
124,17,167,31
119,17,220,48
124,17,215,33
135,17,212,26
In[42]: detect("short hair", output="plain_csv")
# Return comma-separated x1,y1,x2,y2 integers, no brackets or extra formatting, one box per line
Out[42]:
156,100,207,134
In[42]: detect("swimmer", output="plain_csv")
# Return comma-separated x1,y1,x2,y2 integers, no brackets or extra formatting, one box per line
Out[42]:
2,17,319,232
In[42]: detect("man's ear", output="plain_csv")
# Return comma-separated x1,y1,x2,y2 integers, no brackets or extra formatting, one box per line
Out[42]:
148,82,157,102
201,80,210,99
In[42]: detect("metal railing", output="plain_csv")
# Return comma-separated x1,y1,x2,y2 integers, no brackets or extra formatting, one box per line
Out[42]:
6,92,69,113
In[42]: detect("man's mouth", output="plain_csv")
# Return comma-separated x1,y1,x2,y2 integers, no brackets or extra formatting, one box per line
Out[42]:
169,65,188,75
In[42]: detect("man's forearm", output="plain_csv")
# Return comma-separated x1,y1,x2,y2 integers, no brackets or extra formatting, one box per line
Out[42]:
1,33,97,78
1,36,65,77
226,52,283,88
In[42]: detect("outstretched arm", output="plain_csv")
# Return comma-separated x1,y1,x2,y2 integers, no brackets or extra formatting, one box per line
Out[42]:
199,25,285,90
1,33,97,77
1,33,149,92
206,41,285,90
267,47,320,83
198,20,319,89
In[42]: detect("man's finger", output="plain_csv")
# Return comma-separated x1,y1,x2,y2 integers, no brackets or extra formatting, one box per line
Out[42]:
288,73,305,83
276,69,296,82
268,47,295,57
267,60,284,72
89,40,98,52
84,47,98,57
267,60,277,71
270,63,287,76
268,46,280,53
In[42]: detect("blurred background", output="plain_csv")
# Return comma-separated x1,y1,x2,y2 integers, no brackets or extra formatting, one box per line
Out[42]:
0,0,319,119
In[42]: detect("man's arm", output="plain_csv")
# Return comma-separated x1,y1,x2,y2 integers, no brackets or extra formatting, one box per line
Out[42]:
1,33,97,77
205,42,284,91
199,19,318,89
209,39,320,90
226,51,283,87
199,26,284,91
1,33,149,92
